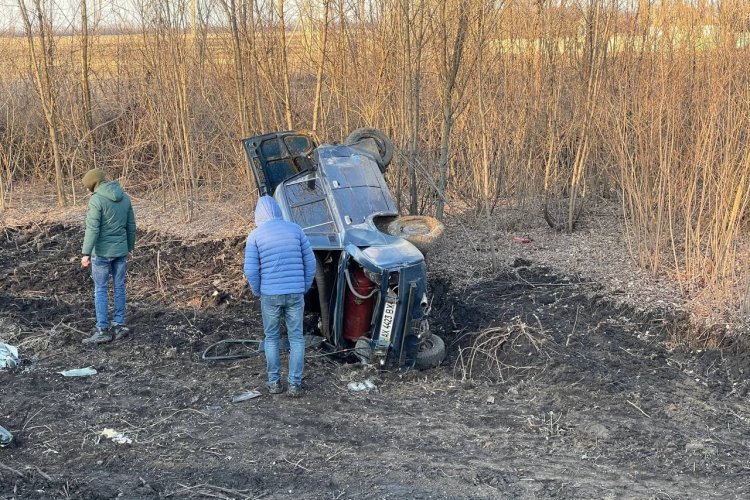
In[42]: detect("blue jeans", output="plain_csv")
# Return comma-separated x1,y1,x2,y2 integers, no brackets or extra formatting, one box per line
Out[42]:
260,293,305,386
91,256,127,330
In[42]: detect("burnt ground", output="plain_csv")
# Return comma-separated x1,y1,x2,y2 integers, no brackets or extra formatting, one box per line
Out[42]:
1,223,749,499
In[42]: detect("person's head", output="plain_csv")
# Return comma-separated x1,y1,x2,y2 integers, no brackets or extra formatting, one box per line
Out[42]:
82,168,107,193
254,195,282,226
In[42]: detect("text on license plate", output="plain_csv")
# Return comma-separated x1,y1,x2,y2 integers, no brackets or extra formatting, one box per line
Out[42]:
379,300,397,344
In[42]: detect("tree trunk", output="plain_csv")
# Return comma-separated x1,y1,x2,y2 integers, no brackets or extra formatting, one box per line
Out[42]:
19,0,66,207
244,0,265,130
312,0,330,133
406,0,425,216
277,0,294,129
435,2,468,221
222,0,250,135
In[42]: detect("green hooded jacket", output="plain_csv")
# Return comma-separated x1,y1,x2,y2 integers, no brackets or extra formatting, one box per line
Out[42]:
82,181,136,257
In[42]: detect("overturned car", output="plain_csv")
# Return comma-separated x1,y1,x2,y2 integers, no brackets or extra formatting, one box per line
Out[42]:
242,128,445,368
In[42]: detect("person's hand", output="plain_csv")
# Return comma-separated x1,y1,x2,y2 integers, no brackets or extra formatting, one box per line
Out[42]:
81,256,91,268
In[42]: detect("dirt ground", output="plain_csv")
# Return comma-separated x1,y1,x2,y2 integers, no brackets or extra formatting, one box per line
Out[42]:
1,221,750,499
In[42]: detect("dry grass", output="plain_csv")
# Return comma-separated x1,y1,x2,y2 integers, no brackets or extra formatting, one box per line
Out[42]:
2,1,750,340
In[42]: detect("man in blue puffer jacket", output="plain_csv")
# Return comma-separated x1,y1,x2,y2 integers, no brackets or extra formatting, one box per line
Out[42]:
244,196,316,397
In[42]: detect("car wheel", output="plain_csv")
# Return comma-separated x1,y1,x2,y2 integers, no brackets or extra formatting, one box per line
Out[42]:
345,127,394,172
385,215,444,255
415,334,446,369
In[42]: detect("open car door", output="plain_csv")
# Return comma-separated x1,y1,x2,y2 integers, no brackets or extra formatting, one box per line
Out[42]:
242,131,318,195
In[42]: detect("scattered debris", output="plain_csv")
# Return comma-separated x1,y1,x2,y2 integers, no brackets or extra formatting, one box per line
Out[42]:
512,258,533,268
0,343,20,369
0,425,13,447
347,379,377,392
58,367,97,377
512,236,533,244
686,439,718,456
100,428,133,445
231,390,262,403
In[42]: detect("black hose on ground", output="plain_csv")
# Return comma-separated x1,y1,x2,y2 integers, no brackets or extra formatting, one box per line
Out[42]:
201,339,263,361
201,336,341,362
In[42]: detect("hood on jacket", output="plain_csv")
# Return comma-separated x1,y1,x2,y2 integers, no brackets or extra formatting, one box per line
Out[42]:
95,181,125,202
255,195,282,226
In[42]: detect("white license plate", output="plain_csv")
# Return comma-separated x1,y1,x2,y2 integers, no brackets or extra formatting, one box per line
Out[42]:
379,300,397,344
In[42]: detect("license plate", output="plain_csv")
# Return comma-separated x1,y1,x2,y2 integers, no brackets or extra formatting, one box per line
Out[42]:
379,299,397,344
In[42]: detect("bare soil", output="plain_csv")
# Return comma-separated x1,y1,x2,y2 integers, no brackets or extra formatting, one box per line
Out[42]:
1,222,749,499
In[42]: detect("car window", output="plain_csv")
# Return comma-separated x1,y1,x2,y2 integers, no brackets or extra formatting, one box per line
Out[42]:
285,176,336,233
266,160,298,190
291,201,336,233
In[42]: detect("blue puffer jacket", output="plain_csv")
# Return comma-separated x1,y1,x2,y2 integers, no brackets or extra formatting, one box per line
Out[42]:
244,196,316,296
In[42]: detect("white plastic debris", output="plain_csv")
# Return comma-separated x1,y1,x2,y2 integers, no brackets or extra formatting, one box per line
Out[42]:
58,367,97,377
100,428,133,445
0,343,20,369
231,390,262,403
0,425,13,447
347,379,377,392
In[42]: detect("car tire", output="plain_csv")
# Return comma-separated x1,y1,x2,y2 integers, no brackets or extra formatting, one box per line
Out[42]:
345,128,394,172
415,334,446,369
385,215,444,255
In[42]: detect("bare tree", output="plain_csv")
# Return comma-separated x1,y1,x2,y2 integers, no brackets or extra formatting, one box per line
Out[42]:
18,0,66,206
434,0,470,220
312,0,330,133
220,0,251,135
80,0,93,138
401,0,427,215
277,0,294,129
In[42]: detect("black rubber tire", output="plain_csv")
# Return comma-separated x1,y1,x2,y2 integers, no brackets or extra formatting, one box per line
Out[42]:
384,215,444,255
345,127,394,172
415,334,446,369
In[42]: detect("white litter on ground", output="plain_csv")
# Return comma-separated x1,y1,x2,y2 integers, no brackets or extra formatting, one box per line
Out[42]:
347,379,377,392
100,428,133,445
58,367,97,377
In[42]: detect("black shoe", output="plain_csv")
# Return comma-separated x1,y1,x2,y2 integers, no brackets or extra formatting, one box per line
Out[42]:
82,328,113,345
267,381,283,395
287,384,304,398
112,324,130,340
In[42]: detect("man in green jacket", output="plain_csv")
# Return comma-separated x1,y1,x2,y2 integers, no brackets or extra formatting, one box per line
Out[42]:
80,168,136,345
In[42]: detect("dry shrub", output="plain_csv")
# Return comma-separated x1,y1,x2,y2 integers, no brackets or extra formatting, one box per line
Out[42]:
454,315,553,382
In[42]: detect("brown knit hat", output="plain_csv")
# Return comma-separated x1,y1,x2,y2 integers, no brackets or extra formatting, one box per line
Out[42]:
82,168,106,192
